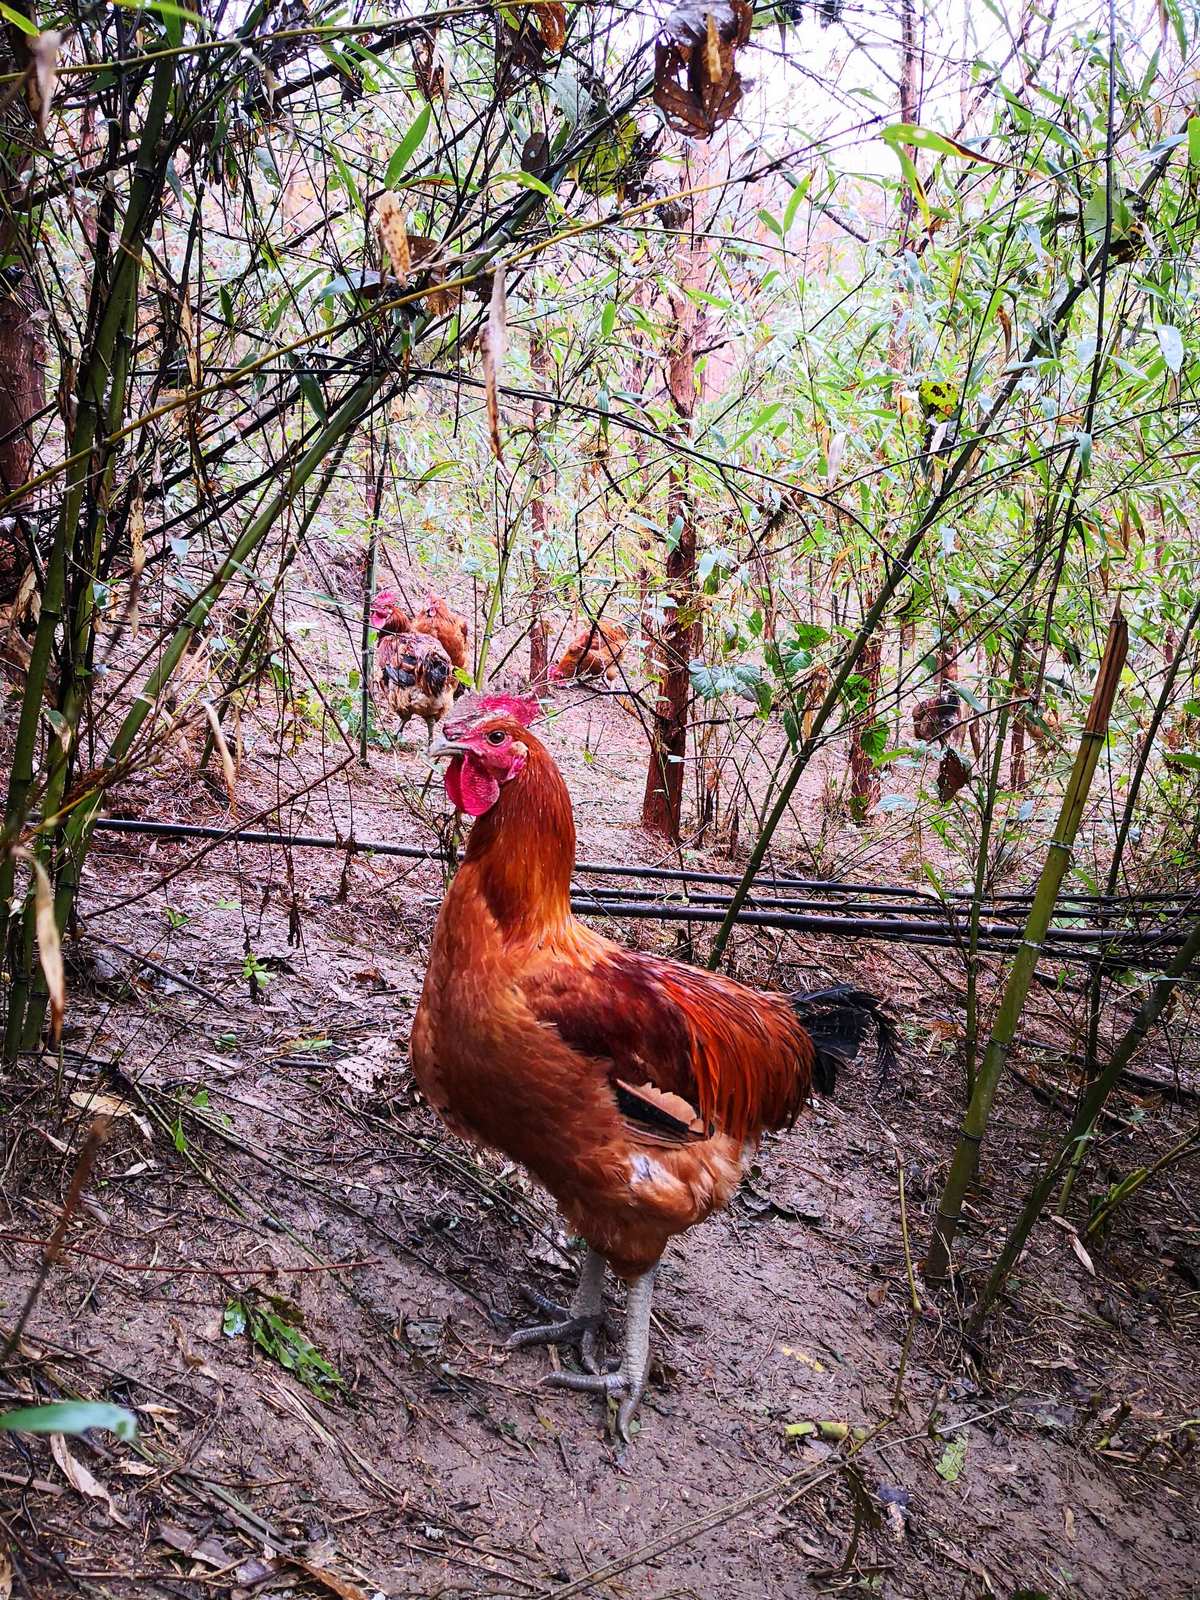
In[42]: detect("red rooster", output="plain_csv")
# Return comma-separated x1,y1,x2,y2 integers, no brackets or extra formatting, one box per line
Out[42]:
548,620,629,687
412,695,893,1438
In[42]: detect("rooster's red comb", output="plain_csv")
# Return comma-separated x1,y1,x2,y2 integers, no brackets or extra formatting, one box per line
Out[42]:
447,693,542,731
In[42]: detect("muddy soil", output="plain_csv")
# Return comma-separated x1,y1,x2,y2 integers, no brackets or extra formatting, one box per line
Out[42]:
0,590,1197,1600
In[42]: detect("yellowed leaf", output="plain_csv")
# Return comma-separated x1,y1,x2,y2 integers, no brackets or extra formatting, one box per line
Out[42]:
179,295,200,386
996,303,1012,363
780,1345,826,1373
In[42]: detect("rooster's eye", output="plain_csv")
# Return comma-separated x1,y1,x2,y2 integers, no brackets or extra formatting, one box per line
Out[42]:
486,729,506,746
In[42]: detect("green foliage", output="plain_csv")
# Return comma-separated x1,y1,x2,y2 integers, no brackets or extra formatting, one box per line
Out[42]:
223,1296,346,1401
690,660,773,716
0,1402,137,1440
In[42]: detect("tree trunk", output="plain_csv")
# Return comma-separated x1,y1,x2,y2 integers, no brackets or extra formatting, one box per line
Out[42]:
0,284,44,597
528,330,550,685
847,632,883,822
0,18,46,600
642,154,708,839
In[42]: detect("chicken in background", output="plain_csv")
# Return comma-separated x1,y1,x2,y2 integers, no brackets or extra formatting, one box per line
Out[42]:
548,619,629,687
369,592,455,744
411,592,470,683
912,685,965,747
412,694,895,1441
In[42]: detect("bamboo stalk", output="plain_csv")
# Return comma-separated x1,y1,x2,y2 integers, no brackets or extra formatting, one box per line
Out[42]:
964,622,1029,1098
925,609,1129,1282
1084,1124,1200,1240
1061,590,1200,1207
974,914,1200,1320
1,57,177,1058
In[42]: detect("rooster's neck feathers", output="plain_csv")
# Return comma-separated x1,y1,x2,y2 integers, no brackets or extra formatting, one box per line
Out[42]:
462,732,575,931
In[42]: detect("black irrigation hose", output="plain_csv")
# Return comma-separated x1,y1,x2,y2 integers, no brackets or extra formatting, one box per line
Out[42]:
91,817,1195,909
570,898,1192,957
89,816,1196,968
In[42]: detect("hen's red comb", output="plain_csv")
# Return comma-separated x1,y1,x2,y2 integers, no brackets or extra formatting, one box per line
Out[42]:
450,693,541,729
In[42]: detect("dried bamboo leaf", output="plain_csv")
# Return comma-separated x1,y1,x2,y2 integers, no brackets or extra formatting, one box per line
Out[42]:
534,0,566,52
653,0,751,137
412,28,445,101
50,1435,128,1526
26,855,65,1042
375,193,411,281
203,703,238,810
26,31,62,138
937,747,970,803
483,267,507,462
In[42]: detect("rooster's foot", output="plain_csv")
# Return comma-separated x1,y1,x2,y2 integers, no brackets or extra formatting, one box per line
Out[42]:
541,1264,657,1442
506,1248,607,1373
507,1311,603,1373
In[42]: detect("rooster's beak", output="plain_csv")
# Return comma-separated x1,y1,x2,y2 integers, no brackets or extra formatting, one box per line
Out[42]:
428,732,466,761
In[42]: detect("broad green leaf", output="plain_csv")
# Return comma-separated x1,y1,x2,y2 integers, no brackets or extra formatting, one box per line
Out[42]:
0,1402,137,1441
1189,116,1200,168
572,117,637,197
600,301,616,339
384,104,431,188
936,1431,967,1481
881,123,1001,167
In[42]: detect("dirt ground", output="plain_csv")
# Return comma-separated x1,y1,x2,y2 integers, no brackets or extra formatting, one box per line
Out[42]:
1,590,1198,1600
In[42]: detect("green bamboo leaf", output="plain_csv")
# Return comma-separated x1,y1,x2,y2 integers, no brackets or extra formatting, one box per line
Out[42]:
782,173,811,233
600,301,616,338
880,122,1001,167
888,145,930,227
1189,116,1200,168
110,0,208,28
384,104,432,188
488,169,555,197
0,3,38,34
329,145,361,212
0,1402,137,1441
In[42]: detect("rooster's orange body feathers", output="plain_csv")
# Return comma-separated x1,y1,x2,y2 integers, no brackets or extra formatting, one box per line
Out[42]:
411,717,817,1277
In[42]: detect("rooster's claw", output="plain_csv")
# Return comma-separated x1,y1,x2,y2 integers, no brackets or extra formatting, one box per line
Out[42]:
506,1314,602,1373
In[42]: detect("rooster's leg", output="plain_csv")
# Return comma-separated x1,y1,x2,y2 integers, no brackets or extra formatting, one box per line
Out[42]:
506,1247,606,1371
544,1265,656,1442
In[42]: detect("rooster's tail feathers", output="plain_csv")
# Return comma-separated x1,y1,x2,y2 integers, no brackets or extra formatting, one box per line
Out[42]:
789,983,897,1097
